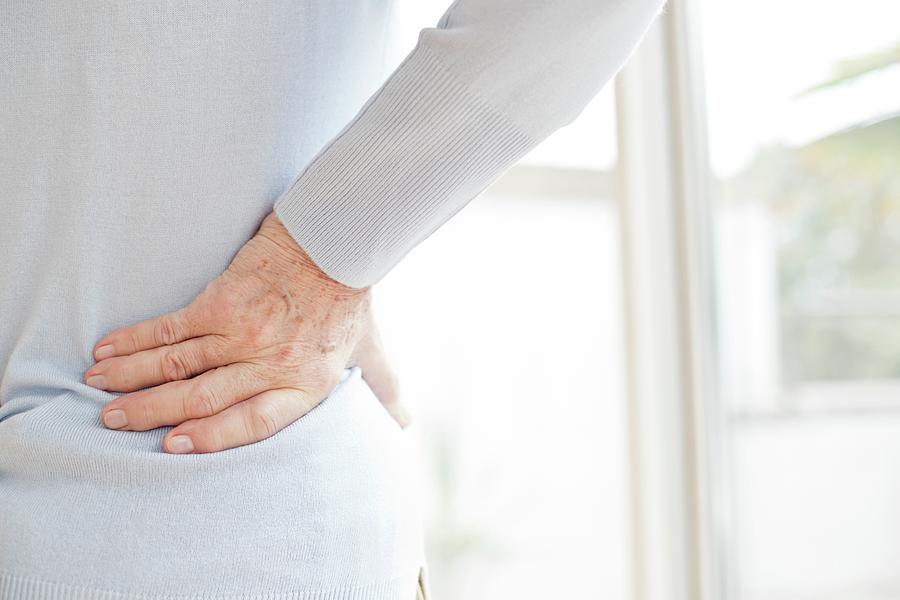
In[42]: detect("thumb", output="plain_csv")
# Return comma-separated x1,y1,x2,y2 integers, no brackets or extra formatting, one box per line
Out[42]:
352,326,412,429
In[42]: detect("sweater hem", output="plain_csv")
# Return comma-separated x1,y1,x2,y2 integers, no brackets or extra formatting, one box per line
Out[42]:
0,572,418,600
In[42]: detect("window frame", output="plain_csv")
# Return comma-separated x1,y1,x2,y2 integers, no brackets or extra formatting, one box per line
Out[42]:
613,3,729,600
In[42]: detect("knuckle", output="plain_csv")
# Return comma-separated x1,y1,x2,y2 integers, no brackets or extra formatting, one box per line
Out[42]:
209,428,227,452
128,331,143,354
200,338,223,364
186,383,222,417
153,316,180,347
247,403,281,440
161,349,192,381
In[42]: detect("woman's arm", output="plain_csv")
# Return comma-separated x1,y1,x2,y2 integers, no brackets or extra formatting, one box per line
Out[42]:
274,0,668,289
88,0,667,453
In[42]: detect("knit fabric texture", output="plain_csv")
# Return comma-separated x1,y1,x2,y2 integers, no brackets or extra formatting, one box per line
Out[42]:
0,2,423,598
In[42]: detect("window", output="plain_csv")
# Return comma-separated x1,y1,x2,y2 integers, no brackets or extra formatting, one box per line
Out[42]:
370,2,900,599
699,0,900,597
377,3,631,599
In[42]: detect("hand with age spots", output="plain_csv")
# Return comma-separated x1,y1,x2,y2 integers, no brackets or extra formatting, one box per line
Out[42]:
85,211,410,454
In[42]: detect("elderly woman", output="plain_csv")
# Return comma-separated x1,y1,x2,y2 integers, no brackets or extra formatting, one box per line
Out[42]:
0,0,665,598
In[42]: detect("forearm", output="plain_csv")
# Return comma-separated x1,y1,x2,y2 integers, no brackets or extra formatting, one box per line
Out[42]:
274,0,668,288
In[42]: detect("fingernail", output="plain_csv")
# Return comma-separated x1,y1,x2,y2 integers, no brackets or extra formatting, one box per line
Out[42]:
168,435,194,454
103,409,128,429
94,344,115,360
86,374,107,389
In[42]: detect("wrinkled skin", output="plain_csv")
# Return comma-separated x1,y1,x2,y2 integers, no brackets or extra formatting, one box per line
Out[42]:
85,211,408,454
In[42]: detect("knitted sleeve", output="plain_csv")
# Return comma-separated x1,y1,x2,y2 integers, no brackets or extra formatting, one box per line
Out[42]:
273,0,668,288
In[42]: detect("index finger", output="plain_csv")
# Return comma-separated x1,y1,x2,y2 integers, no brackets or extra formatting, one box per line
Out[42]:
92,306,198,360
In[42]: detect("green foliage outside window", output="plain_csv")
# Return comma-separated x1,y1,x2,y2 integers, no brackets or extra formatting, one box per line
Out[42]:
723,43,900,382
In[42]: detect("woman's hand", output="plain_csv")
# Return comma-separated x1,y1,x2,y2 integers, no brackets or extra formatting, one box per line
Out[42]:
85,212,409,454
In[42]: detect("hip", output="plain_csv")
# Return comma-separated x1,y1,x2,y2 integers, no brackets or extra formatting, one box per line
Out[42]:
0,367,426,598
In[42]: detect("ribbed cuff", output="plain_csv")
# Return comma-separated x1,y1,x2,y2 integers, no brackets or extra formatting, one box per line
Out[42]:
273,43,538,289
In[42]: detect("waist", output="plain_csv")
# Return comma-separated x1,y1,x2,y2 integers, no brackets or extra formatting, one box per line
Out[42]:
0,367,425,596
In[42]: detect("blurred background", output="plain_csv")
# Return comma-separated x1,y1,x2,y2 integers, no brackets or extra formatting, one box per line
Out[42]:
373,1,900,599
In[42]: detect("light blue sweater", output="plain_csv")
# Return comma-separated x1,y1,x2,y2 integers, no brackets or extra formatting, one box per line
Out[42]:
0,0,665,598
